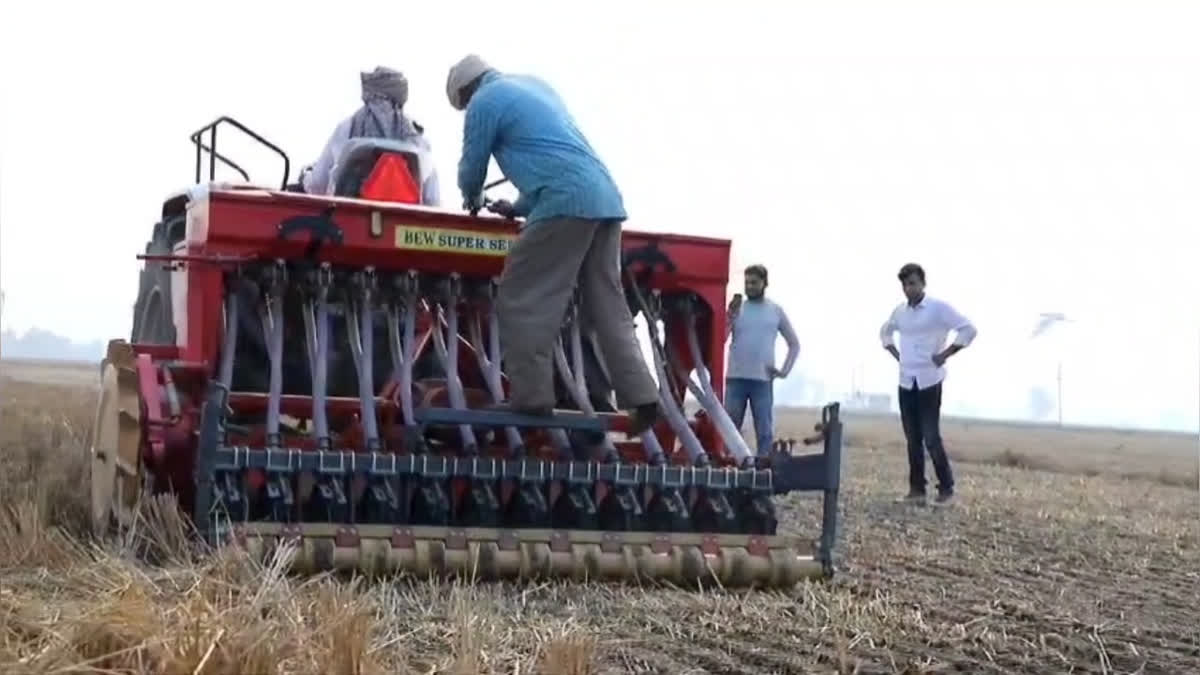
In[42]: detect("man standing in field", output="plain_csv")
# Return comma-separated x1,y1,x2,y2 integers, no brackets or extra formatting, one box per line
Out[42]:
724,264,800,456
444,54,660,435
879,263,977,505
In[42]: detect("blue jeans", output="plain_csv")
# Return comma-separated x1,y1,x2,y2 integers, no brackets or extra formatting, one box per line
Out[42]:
724,377,774,456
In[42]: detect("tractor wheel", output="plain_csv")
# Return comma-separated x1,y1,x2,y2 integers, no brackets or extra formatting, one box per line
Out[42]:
130,216,181,344
88,340,144,538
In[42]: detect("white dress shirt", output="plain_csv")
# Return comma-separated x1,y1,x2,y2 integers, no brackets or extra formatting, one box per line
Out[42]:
879,294,977,390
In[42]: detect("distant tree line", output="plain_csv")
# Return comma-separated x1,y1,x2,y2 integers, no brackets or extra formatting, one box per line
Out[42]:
0,327,104,362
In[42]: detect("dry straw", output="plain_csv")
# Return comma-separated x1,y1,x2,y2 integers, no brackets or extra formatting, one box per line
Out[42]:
1,369,1196,673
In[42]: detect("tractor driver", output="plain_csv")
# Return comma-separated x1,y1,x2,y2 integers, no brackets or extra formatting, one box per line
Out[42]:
443,54,661,437
299,66,441,205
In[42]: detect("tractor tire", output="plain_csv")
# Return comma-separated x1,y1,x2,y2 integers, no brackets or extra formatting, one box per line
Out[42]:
130,216,183,345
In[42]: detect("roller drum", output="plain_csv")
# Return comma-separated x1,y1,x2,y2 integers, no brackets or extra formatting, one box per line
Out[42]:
230,524,823,589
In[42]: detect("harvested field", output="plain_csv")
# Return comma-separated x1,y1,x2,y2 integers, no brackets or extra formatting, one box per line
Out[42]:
0,359,1197,674
0,357,98,389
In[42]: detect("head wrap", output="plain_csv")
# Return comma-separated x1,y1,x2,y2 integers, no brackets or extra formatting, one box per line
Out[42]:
445,54,493,110
361,66,409,106
349,66,417,140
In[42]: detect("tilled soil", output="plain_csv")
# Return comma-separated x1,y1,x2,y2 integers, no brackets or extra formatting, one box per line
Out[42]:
566,450,1198,674
642,451,1199,674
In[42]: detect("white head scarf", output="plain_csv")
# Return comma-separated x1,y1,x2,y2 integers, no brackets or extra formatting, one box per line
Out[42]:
349,66,418,140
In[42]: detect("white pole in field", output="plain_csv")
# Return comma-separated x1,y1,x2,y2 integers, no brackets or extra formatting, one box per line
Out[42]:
1032,312,1071,427
1056,359,1063,427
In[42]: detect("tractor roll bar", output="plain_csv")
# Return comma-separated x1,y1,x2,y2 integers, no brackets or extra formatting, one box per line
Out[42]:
191,116,292,189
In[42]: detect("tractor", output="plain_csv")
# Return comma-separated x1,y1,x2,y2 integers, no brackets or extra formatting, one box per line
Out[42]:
88,116,843,587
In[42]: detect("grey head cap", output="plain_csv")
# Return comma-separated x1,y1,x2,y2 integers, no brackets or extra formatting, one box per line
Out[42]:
446,54,493,110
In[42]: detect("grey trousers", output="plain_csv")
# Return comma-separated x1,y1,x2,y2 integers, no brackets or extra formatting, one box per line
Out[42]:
496,217,659,412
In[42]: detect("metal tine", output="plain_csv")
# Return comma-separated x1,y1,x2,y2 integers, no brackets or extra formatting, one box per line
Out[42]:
346,288,362,377
399,271,419,431
301,264,332,448
385,292,404,385
357,268,380,450
255,261,292,523
664,332,752,466
637,420,669,465
384,295,409,424
444,275,478,453
346,284,363,373
345,269,380,451
466,283,524,456
302,296,318,374
672,298,754,466
386,271,434,454
430,275,478,454
217,278,239,391
315,281,332,447
301,273,318,374
546,429,573,460
584,328,619,412
631,284,710,466
553,296,620,463
259,260,286,449
207,283,234,527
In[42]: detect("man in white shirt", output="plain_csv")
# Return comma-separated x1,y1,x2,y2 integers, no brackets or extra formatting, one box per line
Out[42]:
725,264,801,456
879,263,977,505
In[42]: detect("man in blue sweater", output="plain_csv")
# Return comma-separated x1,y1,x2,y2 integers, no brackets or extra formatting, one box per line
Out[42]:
445,54,660,435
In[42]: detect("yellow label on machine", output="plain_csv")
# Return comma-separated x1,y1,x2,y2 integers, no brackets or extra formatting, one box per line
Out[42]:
394,225,516,256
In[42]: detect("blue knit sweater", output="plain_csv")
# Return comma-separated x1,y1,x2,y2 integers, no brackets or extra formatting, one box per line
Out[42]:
457,71,627,227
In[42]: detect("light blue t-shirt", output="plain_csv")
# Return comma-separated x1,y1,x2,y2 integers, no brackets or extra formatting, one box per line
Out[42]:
727,298,800,381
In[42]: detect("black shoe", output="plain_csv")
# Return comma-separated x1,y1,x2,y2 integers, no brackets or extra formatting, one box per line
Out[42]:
627,402,660,436
900,489,927,504
933,488,955,506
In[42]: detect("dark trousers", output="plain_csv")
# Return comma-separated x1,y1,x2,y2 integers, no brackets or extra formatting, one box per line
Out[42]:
897,379,955,494
496,218,659,413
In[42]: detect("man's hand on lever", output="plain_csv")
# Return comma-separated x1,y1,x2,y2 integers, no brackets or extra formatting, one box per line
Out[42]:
486,198,518,219
463,194,485,216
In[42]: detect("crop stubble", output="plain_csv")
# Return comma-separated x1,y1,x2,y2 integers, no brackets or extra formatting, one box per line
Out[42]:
0,360,1196,674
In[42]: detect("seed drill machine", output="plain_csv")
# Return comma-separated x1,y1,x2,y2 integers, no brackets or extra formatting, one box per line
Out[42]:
88,117,843,588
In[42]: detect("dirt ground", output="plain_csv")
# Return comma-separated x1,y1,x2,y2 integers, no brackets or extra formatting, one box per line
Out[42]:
0,358,1197,674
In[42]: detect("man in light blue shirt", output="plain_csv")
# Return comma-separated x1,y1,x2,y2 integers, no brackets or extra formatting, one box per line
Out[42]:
444,54,659,436
725,264,800,456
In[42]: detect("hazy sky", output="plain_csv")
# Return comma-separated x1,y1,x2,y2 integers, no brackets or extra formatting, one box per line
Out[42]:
2,1,1198,431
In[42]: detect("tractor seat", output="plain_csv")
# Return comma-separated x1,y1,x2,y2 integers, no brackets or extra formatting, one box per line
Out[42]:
331,137,433,205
